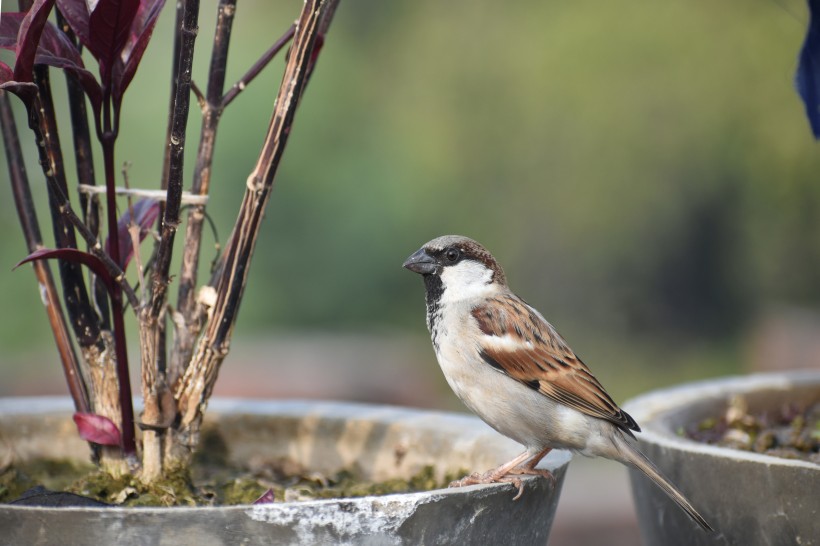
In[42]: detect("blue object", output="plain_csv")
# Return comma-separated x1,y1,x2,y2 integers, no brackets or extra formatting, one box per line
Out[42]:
796,0,820,138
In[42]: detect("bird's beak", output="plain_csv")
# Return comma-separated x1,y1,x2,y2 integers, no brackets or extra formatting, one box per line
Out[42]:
403,248,439,275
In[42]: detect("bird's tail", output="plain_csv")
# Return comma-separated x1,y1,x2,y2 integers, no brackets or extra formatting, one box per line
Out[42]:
613,431,714,532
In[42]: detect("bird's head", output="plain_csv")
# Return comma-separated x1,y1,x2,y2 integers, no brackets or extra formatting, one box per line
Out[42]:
403,235,507,302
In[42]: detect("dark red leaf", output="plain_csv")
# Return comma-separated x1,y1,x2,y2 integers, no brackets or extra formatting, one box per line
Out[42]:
15,248,116,294
105,198,160,269
36,23,102,110
87,0,139,86
73,412,122,446
0,58,37,108
253,489,276,505
55,0,91,47
112,0,166,101
13,0,56,83
0,80,39,109
0,14,102,110
0,78,38,95
0,62,13,82
0,15,22,49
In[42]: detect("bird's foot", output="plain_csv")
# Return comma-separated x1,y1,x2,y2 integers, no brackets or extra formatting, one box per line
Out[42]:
449,471,526,500
448,466,555,501
509,466,556,487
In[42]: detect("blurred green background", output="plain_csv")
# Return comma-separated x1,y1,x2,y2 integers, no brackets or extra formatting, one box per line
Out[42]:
1,0,819,405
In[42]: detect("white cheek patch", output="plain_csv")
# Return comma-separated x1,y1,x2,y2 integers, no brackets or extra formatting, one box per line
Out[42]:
439,260,494,303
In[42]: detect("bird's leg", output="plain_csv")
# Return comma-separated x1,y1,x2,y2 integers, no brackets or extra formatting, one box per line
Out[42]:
449,451,531,499
449,448,557,500
510,447,555,485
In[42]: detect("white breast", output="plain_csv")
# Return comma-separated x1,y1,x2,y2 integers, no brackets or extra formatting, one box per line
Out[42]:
430,298,593,453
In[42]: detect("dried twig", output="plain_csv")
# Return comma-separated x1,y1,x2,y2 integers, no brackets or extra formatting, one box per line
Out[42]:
78,185,209,205
171,0,237,385
139,0,202,482
170,0,339,465
149,0,200,318
221,24,295,109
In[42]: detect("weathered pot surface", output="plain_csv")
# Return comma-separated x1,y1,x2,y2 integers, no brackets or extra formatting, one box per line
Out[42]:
623,371,820,546
0,397,571,545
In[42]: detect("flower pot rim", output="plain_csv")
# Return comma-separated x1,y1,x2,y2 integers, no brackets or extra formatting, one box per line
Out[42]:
0,396,572,513
622,370,820,470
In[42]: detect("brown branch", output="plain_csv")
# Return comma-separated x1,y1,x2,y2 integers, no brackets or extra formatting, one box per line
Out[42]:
139,0,201,482
170,0,339,465
221,24,295,109
0,90,90,415
170,0,237,386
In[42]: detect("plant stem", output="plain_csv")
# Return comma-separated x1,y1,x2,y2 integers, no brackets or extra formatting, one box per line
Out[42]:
171,0,236,385
101,131,137,458
55,8,110,330
140,0,201,481
171,0,339,463
151,0,200,319
221,24,295,109
51,193,141,309
0,90,90,415
32,66,102,350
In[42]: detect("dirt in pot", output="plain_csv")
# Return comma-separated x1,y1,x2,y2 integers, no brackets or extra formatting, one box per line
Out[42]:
0,426,469,506
684,394,820,464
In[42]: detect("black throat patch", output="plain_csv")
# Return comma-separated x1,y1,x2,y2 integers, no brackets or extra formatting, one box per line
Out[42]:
423,274,444,349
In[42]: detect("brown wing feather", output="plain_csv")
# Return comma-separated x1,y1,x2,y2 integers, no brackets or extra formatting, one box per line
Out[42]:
472,296,640,433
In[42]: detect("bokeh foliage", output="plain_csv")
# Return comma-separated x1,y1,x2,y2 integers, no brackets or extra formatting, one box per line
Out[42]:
0,1,818,390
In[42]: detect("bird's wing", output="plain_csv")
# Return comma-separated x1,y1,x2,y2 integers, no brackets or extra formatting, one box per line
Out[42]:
471,295,640,433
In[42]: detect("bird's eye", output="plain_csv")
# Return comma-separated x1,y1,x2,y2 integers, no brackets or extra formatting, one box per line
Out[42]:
444,248,461,263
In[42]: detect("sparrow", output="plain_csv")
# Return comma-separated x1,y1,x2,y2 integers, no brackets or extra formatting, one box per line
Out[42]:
403,235,713,532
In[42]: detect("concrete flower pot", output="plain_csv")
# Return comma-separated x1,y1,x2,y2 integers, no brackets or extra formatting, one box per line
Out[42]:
623,371,820,546
0,397,570,545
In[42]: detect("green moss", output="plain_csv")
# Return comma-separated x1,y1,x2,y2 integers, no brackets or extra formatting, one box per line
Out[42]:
1,458,470,507
65,466,199,507
0,467,33,502
0,458,95,502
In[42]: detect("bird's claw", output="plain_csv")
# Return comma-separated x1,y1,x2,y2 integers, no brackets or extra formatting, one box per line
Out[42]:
510,467,556,487
448,466,555,500
448,471,525,500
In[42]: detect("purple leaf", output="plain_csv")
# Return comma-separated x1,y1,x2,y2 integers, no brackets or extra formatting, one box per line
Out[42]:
105,198,160,269
0,71,39,108
112,0,166,101
0,62,36,104
87,0,139,86
252,489,276,505
0,15,22,49
13,0,56,83
36,22,103,109
0,14,102,110
55,0,91,47
15,248,116,294
0,61,13,81
0,78,39,99
73,412,122,446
